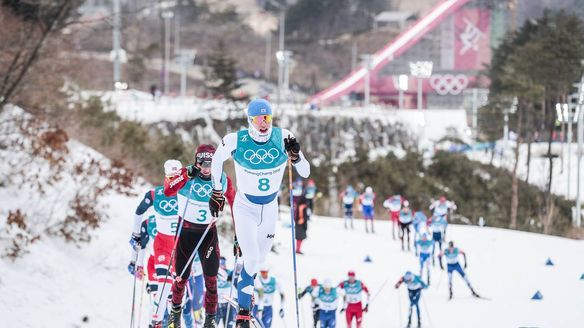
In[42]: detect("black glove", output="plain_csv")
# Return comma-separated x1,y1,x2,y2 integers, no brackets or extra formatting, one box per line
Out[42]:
233,236,242,257
363,304,369,312
129,233,141,249
209,189,225,217
464,261,468,269
340,307,346,313
284,136,301,163
279,308,285,318
440,261,444,270
186,164,200,179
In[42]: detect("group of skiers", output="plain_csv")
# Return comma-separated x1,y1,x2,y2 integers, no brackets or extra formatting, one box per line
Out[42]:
128,98,309,328
126,97,482,328
298,271,370,328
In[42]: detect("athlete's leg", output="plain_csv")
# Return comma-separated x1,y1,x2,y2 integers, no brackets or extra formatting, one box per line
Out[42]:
197,226,220,316
262,305,273,328
152,234,174,323
233,194,261,310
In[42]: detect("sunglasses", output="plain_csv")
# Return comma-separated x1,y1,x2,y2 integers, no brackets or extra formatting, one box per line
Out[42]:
251,114,272,125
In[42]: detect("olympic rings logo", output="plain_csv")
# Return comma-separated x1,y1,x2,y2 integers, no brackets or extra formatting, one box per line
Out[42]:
193,183,212,197
243,148,280,165
429,74,469,96
159,199,178,213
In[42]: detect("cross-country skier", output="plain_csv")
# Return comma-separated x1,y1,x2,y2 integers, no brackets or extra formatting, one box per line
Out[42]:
415,232,433,286
317,279,341,328
429,196,456,240
304,179,318,212
294,195,312,255
438,241,479,300
164,145,236,328
383,194,403,240
399,201,414,252
130,159,182,327
359,187,376,233
298,278,321,328
209,99,310,327
429,214,448,265
394,271,427,328
412,210,428,244
217,257,235,328
292,177,304,210
253,265,285,328
338,270,370,328
340,186,357,229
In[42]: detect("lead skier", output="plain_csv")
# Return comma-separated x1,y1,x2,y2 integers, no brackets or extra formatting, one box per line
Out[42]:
209,99,310,327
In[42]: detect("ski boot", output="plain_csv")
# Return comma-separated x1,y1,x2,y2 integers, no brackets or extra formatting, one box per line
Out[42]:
203,313,217,328
235,308,251,328
470,286,480,298
406,318,412,328
417,319,422,328
168,304,182,328
149,321,162,328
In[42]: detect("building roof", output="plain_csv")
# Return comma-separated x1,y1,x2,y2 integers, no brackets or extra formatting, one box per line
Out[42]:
374,11,415,23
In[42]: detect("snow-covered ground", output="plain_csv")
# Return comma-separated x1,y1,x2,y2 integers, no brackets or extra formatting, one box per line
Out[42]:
467,142,584,201
2,202,584,327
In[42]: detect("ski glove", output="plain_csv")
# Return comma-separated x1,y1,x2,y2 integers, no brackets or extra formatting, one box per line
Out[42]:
284,136,301,163
363,304,369,312
128,261,136,275
186,164,200,179
129,233,141,249
340,307,346,313
279,309,285,318
209,189,225,217
233,236,242,257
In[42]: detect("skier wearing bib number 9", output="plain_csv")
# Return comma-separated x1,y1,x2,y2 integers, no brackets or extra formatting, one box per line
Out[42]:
163,145,236,328
129,159,182,327
209,99,311,328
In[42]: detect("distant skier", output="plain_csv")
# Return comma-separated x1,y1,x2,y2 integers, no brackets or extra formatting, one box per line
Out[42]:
317,279,341,328
394,271,428,328
399,201,414,251
304,179,318,212
292,177,304,209
383,194,403,240
129,159,182,327
429,196,456,240
340,185,358,229
438,241,479,300
294,195,312,255
164,145,236,328
338,270,370,328
210,99,310,327
253,265,285,328
415,232,433,285
217,257,235,328
412,210,428,243
298,278,321,328
430,214,448,264
359,187,376,233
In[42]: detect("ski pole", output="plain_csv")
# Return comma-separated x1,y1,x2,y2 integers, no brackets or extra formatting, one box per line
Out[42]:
287,159,301,328
397,287,402,328
153,180,196,317
369,277,390,304
130,251,140,328
225,253,240,325
137,277,145,328
421,294,433,328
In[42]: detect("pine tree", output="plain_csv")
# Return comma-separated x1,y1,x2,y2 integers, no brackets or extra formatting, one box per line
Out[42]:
204,40,246,101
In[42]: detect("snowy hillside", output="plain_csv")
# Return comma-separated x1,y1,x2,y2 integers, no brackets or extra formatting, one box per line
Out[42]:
2,201,584,327
467,142,584,201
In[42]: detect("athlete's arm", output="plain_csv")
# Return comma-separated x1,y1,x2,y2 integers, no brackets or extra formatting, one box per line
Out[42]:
211,133,237,190
133,190,153,235
394,277,404,289
282,129,310,178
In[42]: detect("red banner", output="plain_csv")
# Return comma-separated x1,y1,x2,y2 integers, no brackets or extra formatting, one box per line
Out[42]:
454,8,491,70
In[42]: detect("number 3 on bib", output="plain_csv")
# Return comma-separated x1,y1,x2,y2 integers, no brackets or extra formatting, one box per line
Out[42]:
196,209,208,222
258,178,270,191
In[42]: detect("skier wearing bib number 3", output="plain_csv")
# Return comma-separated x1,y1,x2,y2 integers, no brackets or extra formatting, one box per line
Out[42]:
164,145,236,328
209,99,310,328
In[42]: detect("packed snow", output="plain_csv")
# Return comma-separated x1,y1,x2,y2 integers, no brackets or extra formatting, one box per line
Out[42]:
2,199,584,327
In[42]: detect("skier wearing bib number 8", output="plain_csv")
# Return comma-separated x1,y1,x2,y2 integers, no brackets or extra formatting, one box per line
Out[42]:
164,145,236,328
209,99,310,328
130,159,183,327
